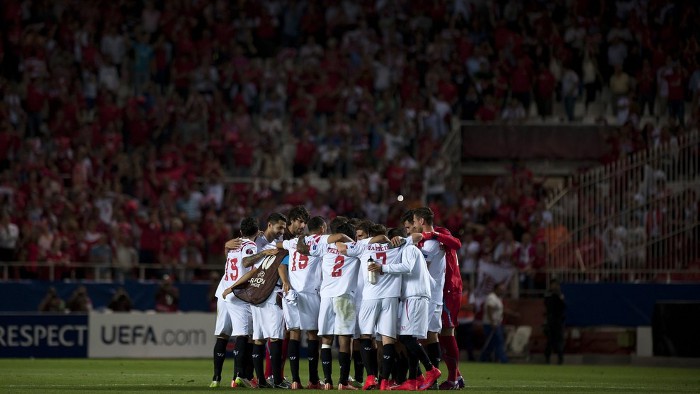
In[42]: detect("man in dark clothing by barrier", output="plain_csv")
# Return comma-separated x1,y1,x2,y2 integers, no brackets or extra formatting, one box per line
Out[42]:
544,278,566,364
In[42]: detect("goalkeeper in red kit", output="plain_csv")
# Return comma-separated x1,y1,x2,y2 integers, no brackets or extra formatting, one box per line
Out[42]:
423,226,466,389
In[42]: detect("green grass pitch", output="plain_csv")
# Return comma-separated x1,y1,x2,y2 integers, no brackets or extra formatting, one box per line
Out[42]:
1,359,699,393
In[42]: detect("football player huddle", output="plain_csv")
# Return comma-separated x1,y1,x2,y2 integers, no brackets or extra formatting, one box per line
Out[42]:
210,206,466,391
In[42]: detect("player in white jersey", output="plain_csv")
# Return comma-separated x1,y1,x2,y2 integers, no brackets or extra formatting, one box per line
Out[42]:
369,227,442,391
348,219,371,388
297,221,360,390
344,223,401,391
245,213,291,389
209,217,258,388
279,216,337,390
406,207,446,375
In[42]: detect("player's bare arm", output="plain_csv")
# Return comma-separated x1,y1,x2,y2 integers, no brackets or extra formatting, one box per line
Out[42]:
368,235,391,244
296,236,311,255
222,267,259,298
387,238,406,249
390,233,422,247
335,242,349,254
224,237,242,253
327,233,353,243
368,261,383,273
242,248,278,268
278,263,291,294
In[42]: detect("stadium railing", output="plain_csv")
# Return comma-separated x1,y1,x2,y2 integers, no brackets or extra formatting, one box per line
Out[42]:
546,130,700,283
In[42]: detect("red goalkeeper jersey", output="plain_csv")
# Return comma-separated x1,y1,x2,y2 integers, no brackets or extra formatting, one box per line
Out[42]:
432,226,463,295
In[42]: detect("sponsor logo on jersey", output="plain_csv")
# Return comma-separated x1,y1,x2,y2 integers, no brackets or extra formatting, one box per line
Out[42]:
249,269,267,288
260,255,276,269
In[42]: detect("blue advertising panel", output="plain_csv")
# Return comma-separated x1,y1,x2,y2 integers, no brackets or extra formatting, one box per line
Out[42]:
0,314,88,357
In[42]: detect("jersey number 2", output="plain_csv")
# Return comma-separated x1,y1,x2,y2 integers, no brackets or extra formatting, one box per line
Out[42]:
331,256,344,277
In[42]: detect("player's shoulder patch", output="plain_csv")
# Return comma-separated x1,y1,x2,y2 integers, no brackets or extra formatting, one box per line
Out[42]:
246,249,254,255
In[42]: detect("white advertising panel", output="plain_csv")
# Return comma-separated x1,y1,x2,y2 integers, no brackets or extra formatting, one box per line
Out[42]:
88,312,214,358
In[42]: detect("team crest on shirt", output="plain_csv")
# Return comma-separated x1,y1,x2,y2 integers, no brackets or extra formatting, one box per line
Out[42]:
247,249,254,255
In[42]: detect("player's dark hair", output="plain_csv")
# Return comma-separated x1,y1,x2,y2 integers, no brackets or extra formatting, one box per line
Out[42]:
400,209,415,225
369,223,387,237
329,216,349,233
288,205,310,223
348,217,364,227
240,217,259,237
388,227,406,239
413,207,434,225
307,216,326,233
355,220,373,235
267,212,288,225
335,222,356,240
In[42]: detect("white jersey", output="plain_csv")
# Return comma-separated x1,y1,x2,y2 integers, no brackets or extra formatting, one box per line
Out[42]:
358,241,404,300
311,236,362,298
383,244,432,299
255,234,278,252
420,239,446,305
282,234,324,294
215,239,256,299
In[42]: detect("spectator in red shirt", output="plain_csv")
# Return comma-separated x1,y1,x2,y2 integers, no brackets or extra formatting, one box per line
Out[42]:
475,94,498,123
24,76,47,137
535,63,556,119
137,210,162,268
293,130,317,177
666,63,686,125
636,59,656,117
155,274,179,312
510,57,532,113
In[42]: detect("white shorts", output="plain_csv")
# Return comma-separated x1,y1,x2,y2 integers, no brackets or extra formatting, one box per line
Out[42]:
353,295,363,339
359,298,399,339
283,291,321,331
251,293,285,340
427,300,443,333
214,297,233,336
224,295,253,337
399,297,430,339
318,294,356,336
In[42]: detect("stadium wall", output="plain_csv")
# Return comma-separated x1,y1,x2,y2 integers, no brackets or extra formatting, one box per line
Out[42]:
561,283,700,326
0,282,211,312
3,282,700,327
0,312,214,358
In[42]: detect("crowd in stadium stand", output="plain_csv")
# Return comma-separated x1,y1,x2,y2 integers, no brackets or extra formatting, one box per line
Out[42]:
0,0,698,288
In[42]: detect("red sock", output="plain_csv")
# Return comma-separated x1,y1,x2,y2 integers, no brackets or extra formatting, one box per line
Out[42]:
265,340,272,379
439,335,460,381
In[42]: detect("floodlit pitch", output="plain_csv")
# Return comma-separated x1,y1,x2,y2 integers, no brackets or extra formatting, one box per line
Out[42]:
1,359,699,393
